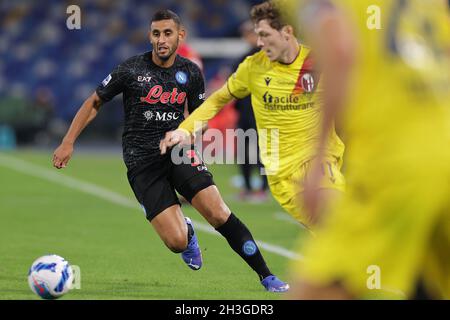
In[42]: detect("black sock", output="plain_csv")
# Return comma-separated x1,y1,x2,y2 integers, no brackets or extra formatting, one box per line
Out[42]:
216,213,272,281
186,220,194,244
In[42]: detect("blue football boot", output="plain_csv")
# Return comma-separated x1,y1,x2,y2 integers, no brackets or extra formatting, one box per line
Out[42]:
261,275,290,292
181,217,202,270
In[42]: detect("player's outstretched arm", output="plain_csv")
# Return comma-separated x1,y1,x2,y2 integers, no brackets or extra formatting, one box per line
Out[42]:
160,83,234,154
53,91,103,169
300,4,355,220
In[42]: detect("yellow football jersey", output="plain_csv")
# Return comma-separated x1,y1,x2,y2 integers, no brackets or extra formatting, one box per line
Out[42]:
227,48,345,181
339,0,450,168
290,0,450,299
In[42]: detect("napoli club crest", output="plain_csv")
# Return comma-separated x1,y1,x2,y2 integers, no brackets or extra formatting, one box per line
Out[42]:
175,71,188,84
242,240,258,256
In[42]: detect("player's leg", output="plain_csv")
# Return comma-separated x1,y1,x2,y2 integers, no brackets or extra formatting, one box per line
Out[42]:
305,188,343,225
170,146,289,291
190,185,230,228
189,186,289,292
150,204,203,270
240,138,253,197
127,163,202,270
268,157,345,227
289,168,448,299
234,131,254,200
256,138,269,198
150,204,188,253
301,157,345,225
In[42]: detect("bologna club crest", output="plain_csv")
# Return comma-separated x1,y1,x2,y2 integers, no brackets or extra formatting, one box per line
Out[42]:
300,73,315,93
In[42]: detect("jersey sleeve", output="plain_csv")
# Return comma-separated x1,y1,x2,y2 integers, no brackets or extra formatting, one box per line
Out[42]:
179,83,234,135
96,62,129,102
227,56,251,99
186,63,206,113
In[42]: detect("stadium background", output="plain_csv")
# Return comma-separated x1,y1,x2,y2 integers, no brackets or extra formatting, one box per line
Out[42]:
0,0,263,145
0,0,305,299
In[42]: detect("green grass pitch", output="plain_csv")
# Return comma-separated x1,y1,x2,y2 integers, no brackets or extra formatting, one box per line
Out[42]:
0,150,307,300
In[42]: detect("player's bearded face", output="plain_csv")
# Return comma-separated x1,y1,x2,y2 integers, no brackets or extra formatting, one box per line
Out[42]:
255,20,288,62
150,20,181,61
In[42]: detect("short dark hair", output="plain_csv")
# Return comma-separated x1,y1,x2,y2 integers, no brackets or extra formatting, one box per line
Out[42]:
151,9,181,27
250,1,287,31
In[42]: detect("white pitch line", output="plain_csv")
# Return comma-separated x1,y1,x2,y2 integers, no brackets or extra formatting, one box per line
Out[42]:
274,211,300,225
0,153,302,260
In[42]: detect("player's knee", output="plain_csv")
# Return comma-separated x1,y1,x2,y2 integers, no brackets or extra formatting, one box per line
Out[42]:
214,204,231,225
191,185,231,227
203,202,231,228
164,234,188,253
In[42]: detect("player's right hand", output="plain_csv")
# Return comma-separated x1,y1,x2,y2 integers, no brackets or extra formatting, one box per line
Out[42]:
53,142,74,169
160,129,190,155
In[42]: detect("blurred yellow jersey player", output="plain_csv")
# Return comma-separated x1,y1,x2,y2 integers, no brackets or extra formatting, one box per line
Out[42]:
160,1,345,226
289,0,450,299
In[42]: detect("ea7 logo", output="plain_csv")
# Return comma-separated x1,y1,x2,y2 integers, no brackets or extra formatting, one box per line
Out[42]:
102,74,111,87
138,76,152,82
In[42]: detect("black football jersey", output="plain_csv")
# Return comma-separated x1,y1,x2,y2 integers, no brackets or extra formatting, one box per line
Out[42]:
96,51,205,172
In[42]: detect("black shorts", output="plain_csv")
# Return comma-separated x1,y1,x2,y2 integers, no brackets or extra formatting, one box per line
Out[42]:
127,146,214,221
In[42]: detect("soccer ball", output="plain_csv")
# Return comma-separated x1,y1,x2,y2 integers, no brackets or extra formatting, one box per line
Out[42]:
27,254,74,299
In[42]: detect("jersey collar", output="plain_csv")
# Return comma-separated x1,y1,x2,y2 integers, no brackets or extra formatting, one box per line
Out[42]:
276,44,302,66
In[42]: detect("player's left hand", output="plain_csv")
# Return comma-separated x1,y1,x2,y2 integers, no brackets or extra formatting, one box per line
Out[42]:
160,129,191,155
52,142,74,169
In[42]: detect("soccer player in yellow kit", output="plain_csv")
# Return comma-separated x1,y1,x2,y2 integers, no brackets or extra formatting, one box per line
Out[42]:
288,0,450,299
160,0,345,227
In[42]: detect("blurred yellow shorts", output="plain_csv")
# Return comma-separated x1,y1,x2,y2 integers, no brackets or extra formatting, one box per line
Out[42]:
268,156,345,226
292,166,450,299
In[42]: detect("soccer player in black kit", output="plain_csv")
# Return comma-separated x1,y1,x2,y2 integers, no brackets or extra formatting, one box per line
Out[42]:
52,10,288,292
